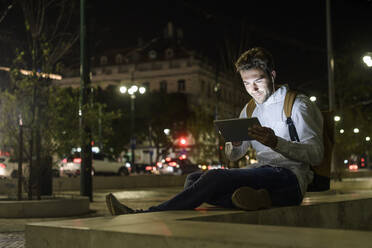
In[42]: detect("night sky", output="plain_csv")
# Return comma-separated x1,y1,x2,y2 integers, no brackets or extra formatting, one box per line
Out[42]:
0,0,371,93
89,0,372,92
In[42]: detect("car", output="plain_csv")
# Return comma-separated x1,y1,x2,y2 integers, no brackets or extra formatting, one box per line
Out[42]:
348,164,358,171
58,156,81,177
198,161,227,171
155,157,200,175
92,153,130,176
0,156,28,178
59,153,130,177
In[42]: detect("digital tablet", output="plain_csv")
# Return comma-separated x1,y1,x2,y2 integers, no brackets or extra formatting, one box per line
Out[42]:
213,117,261,142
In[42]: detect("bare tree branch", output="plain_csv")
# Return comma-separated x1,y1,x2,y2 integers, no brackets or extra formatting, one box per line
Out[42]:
0,0,14,24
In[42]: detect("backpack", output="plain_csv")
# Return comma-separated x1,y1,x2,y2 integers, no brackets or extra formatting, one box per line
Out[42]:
245,90,334,192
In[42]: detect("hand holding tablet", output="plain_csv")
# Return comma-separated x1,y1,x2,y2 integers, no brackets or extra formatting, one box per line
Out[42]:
213,117,261,142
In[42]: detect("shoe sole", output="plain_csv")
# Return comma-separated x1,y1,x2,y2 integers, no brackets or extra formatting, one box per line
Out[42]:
232,187,271,211
106,194,115,216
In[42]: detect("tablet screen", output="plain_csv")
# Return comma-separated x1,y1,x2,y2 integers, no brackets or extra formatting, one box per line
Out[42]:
214,117,261,142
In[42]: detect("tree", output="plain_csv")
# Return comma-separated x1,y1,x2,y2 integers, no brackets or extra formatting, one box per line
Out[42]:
0,0,80,199
332,42,372,174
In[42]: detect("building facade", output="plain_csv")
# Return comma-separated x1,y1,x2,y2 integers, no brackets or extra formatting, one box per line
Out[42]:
56,23,249,164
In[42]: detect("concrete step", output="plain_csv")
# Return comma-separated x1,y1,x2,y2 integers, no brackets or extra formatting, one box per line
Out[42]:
26,192,372,248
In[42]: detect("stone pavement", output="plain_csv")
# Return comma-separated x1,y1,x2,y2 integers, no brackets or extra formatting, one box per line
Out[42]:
0,186,184,248
0,232,24,248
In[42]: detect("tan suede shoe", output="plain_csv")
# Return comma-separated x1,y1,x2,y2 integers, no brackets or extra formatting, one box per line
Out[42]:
231,187,272,211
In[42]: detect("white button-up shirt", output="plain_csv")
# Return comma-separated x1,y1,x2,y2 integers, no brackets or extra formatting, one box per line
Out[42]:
225,85,324,196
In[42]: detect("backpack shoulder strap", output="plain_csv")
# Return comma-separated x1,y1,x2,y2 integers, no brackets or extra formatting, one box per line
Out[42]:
245,98,256,118
284,90,297,118
284,90,300,142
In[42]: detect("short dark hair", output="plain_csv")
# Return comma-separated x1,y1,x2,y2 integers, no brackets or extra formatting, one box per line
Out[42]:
235,47,275,76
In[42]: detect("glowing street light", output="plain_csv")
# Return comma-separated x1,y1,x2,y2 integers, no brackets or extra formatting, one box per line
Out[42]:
163,128,170,135
339,129,344,134
362,54,372,67
310,96,317,102
119,84,147,171
353,128,360,134
366,136,371,142
119,86,127,94
139,87,146,94
334,115,341,122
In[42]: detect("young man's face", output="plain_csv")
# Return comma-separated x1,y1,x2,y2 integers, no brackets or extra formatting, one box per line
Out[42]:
240,68,275,104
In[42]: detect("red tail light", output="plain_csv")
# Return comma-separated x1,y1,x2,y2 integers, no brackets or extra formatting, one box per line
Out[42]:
73,158,82,164
62,158,67,163
145,166,153,171
0,163,6,168
169,162,177,167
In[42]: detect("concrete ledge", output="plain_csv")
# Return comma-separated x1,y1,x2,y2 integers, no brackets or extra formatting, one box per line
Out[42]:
26,195,372,248
185,198,372,231
0,196,90,218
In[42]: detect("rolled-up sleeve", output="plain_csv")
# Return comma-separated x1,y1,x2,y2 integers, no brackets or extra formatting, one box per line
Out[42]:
225,141,251,161
273,96,324,166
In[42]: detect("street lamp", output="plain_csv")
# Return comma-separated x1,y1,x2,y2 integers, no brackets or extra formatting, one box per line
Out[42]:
362,53,372,67
163,128,170,135
119,85,146,172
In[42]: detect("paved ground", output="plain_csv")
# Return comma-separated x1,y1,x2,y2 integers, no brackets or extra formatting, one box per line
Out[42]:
1,176,372,248
0,186,185,248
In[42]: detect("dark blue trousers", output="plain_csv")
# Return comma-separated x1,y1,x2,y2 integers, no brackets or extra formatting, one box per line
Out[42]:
148,166,303,212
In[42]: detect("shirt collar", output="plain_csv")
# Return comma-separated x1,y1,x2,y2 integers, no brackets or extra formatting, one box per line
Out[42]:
256,85,288,107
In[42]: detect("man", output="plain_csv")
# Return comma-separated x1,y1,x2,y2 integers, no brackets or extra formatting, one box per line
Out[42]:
106,47,324,215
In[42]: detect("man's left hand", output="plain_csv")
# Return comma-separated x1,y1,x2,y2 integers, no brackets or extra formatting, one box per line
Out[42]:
248,125,278,149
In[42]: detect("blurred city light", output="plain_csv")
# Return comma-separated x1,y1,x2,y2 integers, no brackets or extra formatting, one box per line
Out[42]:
131,85,138,92
334,115,341,122
366,136,371,142
139,87,146,94
310,96,317,102
163,128,170,135
362,55,372,67
92,146,100,153
0,66,62,80
179,137,187,146
119,86,127,94
340,129,344,134
353,128,360,133
344,159,348,164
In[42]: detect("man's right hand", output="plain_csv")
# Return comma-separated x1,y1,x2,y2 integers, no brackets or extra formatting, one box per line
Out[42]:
232,141,242,146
